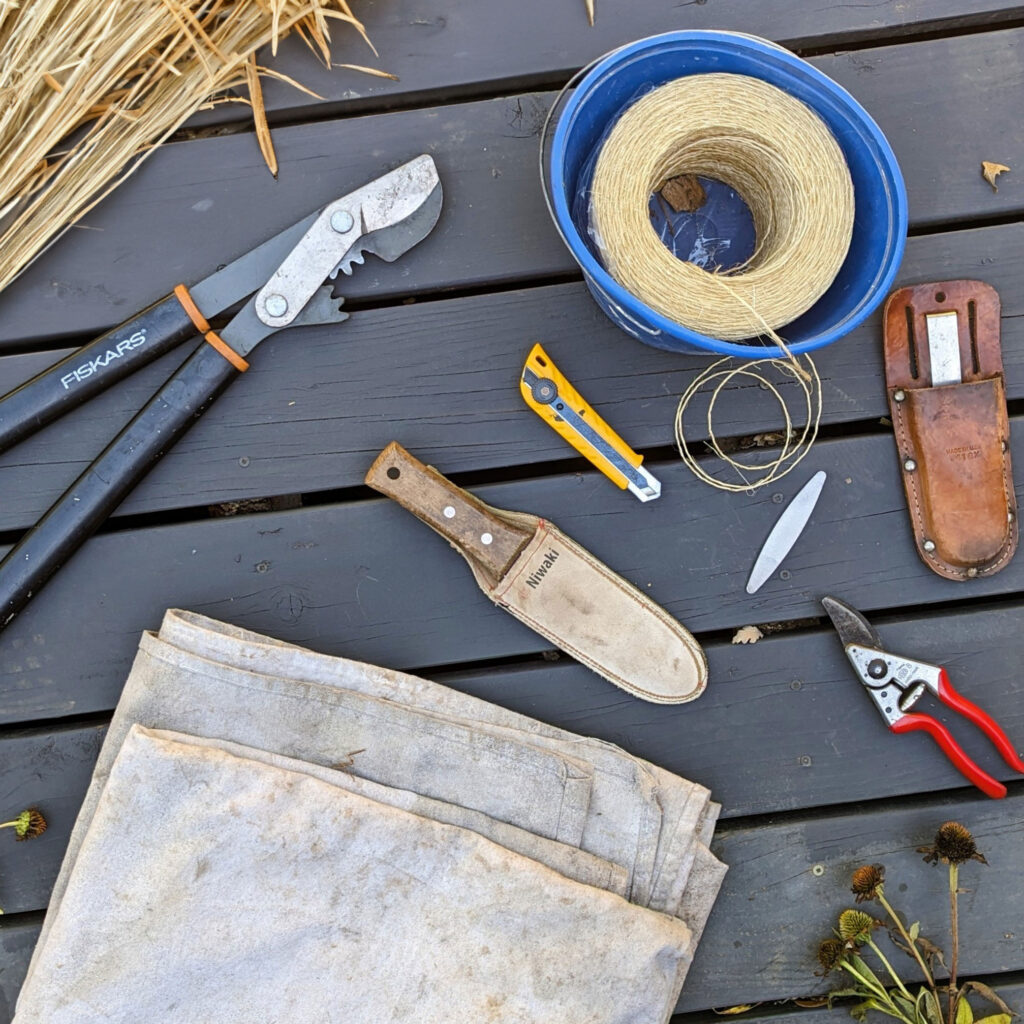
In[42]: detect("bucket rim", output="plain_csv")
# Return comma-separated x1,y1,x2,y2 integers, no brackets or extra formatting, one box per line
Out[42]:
545,29,908,358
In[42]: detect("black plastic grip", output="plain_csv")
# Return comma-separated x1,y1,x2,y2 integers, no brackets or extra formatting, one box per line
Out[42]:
0,341,241,631
0,292,198,455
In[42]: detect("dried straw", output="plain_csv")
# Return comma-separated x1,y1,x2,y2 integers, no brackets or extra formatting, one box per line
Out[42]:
0,0,378,294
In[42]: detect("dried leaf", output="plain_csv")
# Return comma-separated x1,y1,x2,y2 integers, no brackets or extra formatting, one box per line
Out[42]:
584,0,595,25
731,625,764,645
660,174,706,213
909,921,920,941
333,62,398,80
713,1005,760,1016
915,935,948,969
795,998,831,1008
982,161,1010,190
961,982,1016,1017
738,432,785,450
245,54,277,177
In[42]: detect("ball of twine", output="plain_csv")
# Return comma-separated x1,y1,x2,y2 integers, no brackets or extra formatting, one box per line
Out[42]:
589,73,855,342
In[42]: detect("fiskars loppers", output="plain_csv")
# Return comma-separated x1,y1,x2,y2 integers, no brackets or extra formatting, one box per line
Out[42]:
0,155,443,631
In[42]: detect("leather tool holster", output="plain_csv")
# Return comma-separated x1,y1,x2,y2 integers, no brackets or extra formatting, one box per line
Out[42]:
459,503,708,705
883,280,1017,580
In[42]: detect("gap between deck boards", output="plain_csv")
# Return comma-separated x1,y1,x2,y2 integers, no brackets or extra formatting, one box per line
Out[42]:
1,26,1022,351
0,217,1021,530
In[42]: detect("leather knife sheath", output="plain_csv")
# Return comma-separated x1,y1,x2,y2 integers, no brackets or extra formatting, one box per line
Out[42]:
366,442,707,704
883,280,1017,580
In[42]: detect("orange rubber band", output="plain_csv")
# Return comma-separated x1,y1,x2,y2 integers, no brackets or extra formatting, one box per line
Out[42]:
202,330,249,372
173,283,211,333
173,282,249,372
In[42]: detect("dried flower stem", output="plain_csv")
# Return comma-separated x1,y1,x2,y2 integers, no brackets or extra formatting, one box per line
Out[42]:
877,891,936,989
947,863,960,1024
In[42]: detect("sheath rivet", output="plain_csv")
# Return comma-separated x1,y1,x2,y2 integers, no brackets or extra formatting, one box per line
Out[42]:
331,209,354,233
923,539,936,552
480,533,493,545
966,567,979,578
904,458,916,472
1009,509,1016,522
1001,440,1008,453
264,293,288,317
443,506,456,519
893,389,906,402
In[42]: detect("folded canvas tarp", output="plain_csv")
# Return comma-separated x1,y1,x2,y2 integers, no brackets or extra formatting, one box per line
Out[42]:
17,610,727,1024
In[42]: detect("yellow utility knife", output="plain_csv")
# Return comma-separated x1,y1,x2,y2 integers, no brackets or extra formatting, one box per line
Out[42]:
520,343,661,502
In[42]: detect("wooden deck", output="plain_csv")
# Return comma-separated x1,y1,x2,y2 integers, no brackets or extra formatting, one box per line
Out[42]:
1,1,1023,1019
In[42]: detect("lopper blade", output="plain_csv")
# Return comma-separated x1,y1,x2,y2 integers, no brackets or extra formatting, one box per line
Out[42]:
254,155,442,329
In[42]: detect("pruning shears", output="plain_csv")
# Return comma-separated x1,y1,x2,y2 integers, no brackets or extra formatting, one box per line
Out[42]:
0,155,442,631
823,596,1024,798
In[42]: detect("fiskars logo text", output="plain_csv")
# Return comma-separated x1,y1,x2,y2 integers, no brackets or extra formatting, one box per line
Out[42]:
60,330,147,389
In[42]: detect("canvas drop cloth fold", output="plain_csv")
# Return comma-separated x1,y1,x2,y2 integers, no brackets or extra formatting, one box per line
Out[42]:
18,610,727,1024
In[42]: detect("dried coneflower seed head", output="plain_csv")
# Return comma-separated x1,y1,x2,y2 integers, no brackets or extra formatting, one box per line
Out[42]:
817,938,847,974
838,909,876,945
919,822,987,866
15,808,47,841
851,864,885,902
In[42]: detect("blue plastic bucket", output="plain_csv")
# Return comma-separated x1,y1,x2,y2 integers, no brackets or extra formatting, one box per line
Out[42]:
545,31,908,358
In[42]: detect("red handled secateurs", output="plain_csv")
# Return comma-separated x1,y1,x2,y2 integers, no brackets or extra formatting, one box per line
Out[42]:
823,596,1024,799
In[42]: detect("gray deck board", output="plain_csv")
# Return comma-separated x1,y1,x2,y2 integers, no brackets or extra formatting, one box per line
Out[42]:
1,603,1021,919
196,0,1024,125
0,221,1020,529
1,6,1023,1022
0,423,1022,726
0,28,1022,350
678,791,1024,1011
2,773,1020,1016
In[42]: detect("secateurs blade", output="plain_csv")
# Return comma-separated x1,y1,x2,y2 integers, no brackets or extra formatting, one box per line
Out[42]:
823,595,1024,798
0,155,443,631
520,343,661,501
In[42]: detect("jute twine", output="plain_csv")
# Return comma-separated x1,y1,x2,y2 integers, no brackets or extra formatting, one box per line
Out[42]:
589,73,854,489
589,73,854,341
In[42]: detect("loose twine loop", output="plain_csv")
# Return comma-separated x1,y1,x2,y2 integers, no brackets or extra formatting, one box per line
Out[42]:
589,73,854,489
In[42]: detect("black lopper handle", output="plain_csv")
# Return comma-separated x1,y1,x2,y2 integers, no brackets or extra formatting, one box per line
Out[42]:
0,292,199,455
0,341,242,631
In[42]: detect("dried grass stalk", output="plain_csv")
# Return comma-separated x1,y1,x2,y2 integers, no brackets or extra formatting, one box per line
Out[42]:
0,0,376,294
